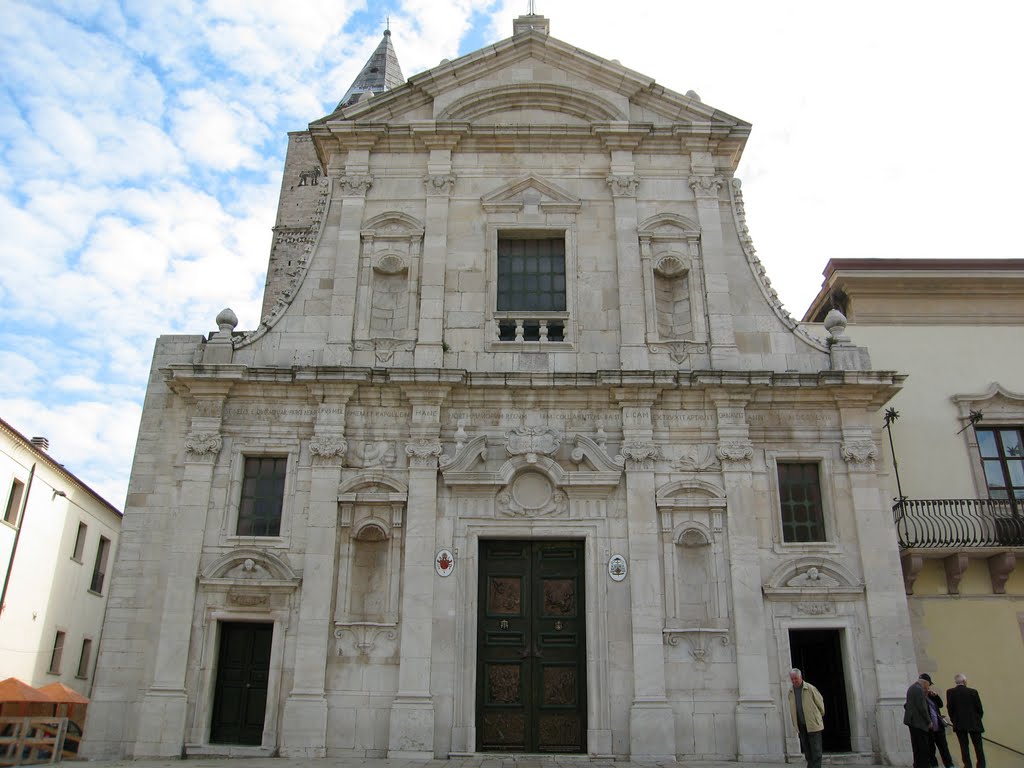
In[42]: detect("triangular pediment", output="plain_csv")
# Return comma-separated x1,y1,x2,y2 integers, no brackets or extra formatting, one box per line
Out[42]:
481,175,581,214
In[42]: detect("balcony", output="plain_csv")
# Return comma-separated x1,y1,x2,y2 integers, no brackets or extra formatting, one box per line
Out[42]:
492,311,570,345
893,498,1022,595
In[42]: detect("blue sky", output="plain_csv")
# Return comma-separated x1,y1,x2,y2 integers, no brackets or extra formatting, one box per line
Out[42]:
2,0,1022,506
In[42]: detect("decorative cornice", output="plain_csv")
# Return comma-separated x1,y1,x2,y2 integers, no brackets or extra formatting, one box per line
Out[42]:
688,174,724,199
606,174,640,197
716,440,753,464
424,173,457,196
616,439,660,470
406,439,443,468
184,431,222,462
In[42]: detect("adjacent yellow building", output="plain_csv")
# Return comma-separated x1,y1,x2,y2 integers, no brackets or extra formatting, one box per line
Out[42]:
804,258,1024,768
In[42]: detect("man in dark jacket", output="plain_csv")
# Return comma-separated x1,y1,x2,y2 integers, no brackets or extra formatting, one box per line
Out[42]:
904,673,935,768
946,673,985,768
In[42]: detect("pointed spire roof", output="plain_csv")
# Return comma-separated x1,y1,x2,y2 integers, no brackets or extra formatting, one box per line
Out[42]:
337,29,406,110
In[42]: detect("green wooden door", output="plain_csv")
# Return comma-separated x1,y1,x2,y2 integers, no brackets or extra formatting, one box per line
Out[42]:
477,540,587,753
210,622,272,745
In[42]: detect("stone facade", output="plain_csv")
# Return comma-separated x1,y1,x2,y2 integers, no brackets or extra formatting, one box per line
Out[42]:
84,15,918,763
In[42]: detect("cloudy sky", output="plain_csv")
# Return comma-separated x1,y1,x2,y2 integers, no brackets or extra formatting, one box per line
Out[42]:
1,0,1021,507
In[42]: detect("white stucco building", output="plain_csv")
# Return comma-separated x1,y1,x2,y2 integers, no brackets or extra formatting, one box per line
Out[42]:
0,417,122,694
85,15,920,763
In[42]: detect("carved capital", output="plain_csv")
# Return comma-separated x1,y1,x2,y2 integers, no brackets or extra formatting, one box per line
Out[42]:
688,174,724,199
616,439,660,470
841,440,878,468
606,174,640,197
337,174,373,197
505,427,560,463
184,431,222,462
309,435,348,465
424,173,457,196
716,440,753,464
406,439,443,468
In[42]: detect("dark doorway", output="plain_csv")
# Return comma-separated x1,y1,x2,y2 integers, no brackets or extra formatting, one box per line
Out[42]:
789,628,851,752
210,622,273,745
476,540,587,753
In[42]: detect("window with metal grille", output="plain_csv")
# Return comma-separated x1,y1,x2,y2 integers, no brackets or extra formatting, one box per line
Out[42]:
778,462,826,542
90,536,110,593
4,478,24,525
72,522,87,561
49,631,66,674
77,638,92,678
238,456,287,536
977,427,1024,505
496,236,566,341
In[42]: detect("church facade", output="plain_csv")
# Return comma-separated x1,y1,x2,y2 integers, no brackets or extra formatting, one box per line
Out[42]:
84,15,918,763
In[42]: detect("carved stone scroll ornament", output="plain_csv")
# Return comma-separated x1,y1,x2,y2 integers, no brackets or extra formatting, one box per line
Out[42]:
649,340,708,366
334,625,398,658
663,628,730,663
715,441,753,464
184,431,222,461
673,444,720,472
505,427,561,464
424,173,457,195
615,440,660,470
337,174,373,197
309,435,347,464
406,439,443,468
841,440,878,466
606,174,640,197
688,174,725,199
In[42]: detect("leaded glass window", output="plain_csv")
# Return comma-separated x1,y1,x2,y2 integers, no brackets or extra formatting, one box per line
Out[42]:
778,462,826,542
238,456,287,536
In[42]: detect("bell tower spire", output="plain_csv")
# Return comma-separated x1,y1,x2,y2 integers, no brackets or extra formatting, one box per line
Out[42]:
336,26,406,110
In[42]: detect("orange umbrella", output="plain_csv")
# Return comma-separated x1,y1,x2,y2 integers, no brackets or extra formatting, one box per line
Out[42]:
36,683,88,704
0,678,50,702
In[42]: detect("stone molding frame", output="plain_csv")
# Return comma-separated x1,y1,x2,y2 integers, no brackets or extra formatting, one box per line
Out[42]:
764,448,842,555
437,83,627,123
952,382,1024,499
440,443,623,492
761,556,865,601
220,439,301,549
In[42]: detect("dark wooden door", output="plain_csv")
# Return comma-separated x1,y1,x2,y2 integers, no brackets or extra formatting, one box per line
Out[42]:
210,622,272,745
477,540,587,753
789,628,851,752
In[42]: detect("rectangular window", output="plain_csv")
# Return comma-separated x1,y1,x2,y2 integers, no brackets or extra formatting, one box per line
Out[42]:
496,235,566,341
76,638,92,679
237,456,287,536
4,478,25,525
90,536,111,593
72,522,88,561
778,462,826,542
977,427,1024,503
49,631,66,674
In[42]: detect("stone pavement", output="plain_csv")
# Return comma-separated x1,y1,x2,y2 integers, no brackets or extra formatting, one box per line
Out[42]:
74,756,890,768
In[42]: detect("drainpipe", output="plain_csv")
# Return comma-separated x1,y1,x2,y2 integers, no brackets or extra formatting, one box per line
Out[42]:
1,463,36,615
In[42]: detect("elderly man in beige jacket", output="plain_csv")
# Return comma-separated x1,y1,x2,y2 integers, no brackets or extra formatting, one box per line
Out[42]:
788,668,826,768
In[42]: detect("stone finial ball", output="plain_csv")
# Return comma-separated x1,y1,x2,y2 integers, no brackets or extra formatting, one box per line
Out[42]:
216,307,238,333
823,308,848,338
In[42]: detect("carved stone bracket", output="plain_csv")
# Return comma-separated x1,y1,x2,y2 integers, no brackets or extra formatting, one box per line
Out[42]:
944,553,970,595
663,628,730,663
616,440,660,470
900,552,924,595
309,435,347,465
334,623,398,658
988,552,1016,594
184,431,222,462
406,439,443,468
606,174,640,197
505,427,560,464
424,173,457,196
337,173,373,197
716,441,753,464
688,174,724,200
841,440,878,468
673,444,721,472
649,340,708,366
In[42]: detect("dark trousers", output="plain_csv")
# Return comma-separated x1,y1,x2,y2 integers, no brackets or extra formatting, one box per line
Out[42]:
955,730,986,768
929,726,954,767
798,727,823,768
909,726,933,768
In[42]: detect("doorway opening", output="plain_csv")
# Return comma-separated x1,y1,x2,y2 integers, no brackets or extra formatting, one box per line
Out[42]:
789,628,851,752
210,621,273,745
476,540,587,753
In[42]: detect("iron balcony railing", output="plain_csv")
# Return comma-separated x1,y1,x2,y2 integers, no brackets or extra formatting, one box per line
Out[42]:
893,498,1024,548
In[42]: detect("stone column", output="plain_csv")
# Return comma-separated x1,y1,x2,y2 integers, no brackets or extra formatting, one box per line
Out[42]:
615,390,676,758
712,393,781,760
326,128,383,364
280,383,356,756
688,150,737,369
598,127,649,369
412,127,464,368
838,403,917,764
387,386,449,757
134,379,234,757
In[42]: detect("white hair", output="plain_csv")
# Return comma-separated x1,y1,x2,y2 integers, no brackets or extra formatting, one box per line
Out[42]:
954,673,967,685
789,668,802,677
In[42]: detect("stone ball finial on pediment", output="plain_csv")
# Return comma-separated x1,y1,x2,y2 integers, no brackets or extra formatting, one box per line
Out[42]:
216,307,238,333
823,308,850,343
